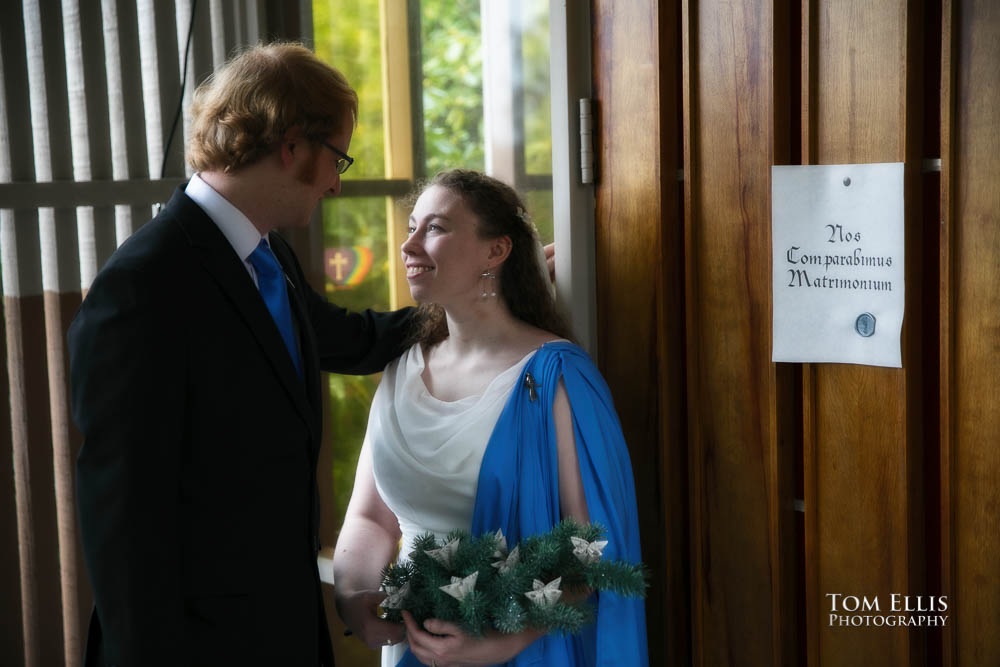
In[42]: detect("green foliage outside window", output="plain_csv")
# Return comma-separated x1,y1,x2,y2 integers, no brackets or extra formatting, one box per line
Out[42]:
313,0,385,177
320,197,390,522
314,0,392,528
313,4,554,665
420,0,485,174
312,0,555,536
521,0,554,243
521,0,552,176
524,190,554,245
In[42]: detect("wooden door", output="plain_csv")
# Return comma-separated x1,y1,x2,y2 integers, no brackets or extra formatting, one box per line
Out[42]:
591,1,999,665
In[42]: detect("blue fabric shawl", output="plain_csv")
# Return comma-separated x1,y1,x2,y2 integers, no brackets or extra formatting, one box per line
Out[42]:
397,341,648,666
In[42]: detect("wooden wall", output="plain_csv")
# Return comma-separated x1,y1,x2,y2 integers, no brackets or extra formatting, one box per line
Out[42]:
941,0,1000,664
592,2,688,665
592,0,999,665
803,1,926,665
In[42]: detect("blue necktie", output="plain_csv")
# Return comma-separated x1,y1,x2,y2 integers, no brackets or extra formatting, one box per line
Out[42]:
248,239,302,378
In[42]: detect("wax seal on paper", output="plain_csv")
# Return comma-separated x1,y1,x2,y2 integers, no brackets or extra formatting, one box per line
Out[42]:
855,312,876,337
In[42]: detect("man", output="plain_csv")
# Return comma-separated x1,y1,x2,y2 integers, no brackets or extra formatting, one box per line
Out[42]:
69,42,411,666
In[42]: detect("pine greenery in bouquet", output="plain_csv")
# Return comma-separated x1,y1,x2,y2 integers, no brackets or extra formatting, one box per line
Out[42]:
378,519,646,637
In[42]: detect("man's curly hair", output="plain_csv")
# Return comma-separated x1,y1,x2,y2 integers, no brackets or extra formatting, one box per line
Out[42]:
187,42,357,173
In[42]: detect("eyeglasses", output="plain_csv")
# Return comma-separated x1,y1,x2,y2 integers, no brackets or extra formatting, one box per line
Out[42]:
320,141,355,175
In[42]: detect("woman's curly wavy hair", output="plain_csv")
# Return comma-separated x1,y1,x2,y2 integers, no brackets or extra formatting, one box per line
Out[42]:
407,169,572,347
187,42,357,173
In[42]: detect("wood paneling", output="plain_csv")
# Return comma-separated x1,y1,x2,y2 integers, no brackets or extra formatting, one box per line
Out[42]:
803,2,925,665
682,0,796,664
943,0,1000,664
0,295,24,667
591,0,1000,665
44,290,86,667
6,293,64,667
592,2,687,665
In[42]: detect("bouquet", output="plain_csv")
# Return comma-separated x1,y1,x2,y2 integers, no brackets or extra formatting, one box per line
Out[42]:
378,519,646,637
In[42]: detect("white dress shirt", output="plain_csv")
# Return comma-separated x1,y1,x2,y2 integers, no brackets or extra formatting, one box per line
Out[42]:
185,173,304,364
185,173,267,288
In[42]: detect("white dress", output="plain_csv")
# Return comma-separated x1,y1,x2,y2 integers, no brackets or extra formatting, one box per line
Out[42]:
367,343,535,667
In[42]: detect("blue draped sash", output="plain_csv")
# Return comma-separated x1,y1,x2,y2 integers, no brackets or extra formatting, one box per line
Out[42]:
396,342,648,666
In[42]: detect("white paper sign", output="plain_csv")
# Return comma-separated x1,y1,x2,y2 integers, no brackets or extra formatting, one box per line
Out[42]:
772,163,904,367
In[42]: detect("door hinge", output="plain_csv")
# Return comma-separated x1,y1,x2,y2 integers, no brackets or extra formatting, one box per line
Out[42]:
579,98,594,184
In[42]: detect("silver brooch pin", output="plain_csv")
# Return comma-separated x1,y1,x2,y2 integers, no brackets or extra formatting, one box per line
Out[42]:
524,372,540,401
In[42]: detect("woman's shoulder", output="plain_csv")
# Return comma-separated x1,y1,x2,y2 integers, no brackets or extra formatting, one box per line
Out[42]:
523,337,604,382
514,323,571,353
522,340,593,380
517,323,580,354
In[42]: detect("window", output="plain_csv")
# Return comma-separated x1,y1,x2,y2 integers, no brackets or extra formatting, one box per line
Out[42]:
311,2,558,659
312,0,556,503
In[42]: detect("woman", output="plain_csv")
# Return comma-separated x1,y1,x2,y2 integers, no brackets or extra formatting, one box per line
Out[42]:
333,170,648,667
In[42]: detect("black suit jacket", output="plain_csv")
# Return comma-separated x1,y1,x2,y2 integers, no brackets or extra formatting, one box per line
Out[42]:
69,187,412,666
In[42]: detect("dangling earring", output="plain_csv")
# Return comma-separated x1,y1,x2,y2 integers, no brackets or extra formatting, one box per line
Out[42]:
480,270,497,298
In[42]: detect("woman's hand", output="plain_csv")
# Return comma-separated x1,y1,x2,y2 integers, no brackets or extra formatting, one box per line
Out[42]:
401,610,541,667
336,589,407,650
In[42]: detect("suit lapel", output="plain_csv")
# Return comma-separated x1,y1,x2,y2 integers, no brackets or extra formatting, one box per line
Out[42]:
166,189,315,433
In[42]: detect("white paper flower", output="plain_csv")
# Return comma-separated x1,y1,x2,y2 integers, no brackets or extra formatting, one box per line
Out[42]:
381,581,411,609
424,538,461,568
525,577,562,608
491,545,520,573
439,571,479,601
570,536,608,565
492,529,509,559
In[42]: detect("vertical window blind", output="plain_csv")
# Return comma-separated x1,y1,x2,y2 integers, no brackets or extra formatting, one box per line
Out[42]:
0,2,273,665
